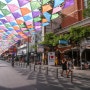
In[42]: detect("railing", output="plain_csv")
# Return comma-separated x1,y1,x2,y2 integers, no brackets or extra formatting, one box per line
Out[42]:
56,17,90,34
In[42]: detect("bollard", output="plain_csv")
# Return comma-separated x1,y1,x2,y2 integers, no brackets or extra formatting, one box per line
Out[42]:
34,65,35,71
26,63,27,68
29,63,31,70
15,62,16,66
39,65,41,72
19,62,21,66
24,62,26,67
56,68,58,79
20,62,22,67
11,60,14,67
46,67,48,75
22,62,24,67
71,71,73,83
16,61,18,66
20,62,21,67
17,62,19,66
19,62,20,66
21,62,22,67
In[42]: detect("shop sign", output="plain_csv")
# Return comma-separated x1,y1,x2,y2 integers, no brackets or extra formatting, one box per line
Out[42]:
59,40,68,45
48,52,55,65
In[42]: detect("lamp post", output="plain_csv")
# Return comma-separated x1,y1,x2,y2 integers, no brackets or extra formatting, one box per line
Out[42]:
27,36,30,65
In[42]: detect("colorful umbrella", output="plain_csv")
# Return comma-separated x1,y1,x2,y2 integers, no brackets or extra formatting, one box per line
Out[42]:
0,0,66,54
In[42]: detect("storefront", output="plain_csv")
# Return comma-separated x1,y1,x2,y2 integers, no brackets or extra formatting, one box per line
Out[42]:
80,37,90,69
17,44,27,62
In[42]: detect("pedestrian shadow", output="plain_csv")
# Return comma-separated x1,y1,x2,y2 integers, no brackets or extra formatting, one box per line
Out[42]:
0,84,36,90
27,71,38,80
35,70,90,90
73,74,90,89
14,67,30,76
0,66,8,67
36,71,76,90
13,66,90,90
73,81,90,90
74,74,90,81
16,83,64,90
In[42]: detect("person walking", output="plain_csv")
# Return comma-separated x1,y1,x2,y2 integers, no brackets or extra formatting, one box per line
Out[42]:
55,57,58,66
11,53,15,67
61,58,68,77
67,58,73,77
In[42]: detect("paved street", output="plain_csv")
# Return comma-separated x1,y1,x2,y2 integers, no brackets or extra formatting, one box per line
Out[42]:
0,60,90,90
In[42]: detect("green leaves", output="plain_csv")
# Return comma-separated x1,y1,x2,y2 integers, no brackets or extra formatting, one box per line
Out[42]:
41,32,58,46
83,0,90,17
69,26,90,44
41,26,90,49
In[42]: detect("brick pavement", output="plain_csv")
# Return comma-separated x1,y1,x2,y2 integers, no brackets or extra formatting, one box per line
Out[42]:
1,61,89,90
14,62,90,90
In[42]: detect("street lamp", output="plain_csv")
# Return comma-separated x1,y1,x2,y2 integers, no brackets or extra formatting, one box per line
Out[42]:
27,36,30,65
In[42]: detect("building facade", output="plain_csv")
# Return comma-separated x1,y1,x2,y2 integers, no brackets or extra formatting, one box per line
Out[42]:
45,0,90,67
58,0,90,67
61,0,84,28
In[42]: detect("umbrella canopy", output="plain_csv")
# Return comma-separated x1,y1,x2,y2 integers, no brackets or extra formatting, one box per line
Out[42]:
0,0,75,55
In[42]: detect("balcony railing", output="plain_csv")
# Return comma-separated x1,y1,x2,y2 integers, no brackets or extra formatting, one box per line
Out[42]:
56,17,90,34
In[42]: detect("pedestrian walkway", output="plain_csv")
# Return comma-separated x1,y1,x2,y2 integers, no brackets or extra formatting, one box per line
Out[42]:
14,62,90,90
0,60,90,90
0,60,36,90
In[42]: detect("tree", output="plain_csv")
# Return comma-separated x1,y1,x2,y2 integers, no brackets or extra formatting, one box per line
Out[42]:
41,32,56,46
83,0,90,18
40,32,55,51
40,26,90,51
69,26,90,45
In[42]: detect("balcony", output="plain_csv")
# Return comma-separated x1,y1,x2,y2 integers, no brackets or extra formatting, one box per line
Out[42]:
56,17,90,34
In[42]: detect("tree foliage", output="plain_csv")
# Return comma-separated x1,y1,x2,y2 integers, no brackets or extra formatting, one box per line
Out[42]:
40,32,70,47
41,32,58,46
69,26,90,44
40,26,90,48
83,0,90,17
